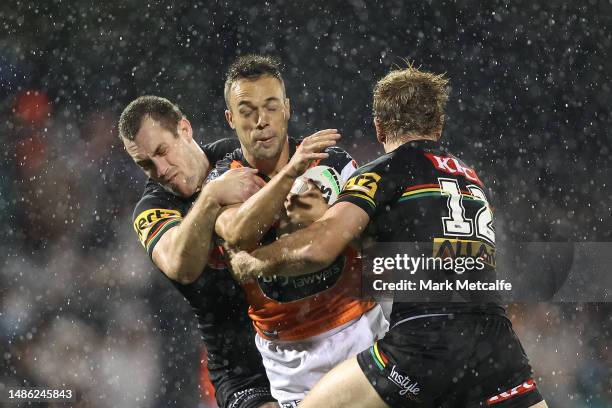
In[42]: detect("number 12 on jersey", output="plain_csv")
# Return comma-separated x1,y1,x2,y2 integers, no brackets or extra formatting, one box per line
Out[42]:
438,178,495,245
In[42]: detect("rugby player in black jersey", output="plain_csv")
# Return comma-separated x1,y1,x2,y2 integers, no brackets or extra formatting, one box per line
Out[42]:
230,66,547,408
118,96,278,408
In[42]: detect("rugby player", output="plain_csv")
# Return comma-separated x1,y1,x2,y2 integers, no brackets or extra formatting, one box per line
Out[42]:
118,96,278,408
210,55,389,407
230,66,548,407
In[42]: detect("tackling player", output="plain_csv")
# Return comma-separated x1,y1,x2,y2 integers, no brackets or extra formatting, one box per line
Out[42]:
119,96,278,408
211,55,389,407
230,65,548,407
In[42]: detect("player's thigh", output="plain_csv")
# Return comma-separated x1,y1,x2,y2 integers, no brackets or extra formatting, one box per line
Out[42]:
298,357,389,408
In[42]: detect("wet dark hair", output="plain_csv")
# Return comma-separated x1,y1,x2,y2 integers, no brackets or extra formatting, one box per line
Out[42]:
118,95,183,141
224,55,285,107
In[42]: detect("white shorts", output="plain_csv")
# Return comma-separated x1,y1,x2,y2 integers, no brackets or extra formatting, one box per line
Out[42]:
255,304,389,406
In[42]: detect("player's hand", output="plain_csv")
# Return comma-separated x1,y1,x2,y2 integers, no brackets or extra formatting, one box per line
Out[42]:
284,180,330,230
227,249,266,282
205,167,266,206
284,129,341,179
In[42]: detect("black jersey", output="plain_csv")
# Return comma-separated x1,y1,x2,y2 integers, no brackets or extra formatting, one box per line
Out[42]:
336,139,504,323
132,138,274,408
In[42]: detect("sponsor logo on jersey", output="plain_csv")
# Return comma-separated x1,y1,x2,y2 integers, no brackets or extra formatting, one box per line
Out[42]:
433,238,496,268
425,153,483,185
387,365,420,397
486,379,537,405
133,208,181,242
343,172,381,200
257,256,344,302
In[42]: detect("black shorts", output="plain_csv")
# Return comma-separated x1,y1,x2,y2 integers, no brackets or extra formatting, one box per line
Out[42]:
357,314,544,408
226,386,276,408
214,372,275,408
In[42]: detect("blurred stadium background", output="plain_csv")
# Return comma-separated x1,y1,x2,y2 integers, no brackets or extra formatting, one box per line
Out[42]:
1,1,610,406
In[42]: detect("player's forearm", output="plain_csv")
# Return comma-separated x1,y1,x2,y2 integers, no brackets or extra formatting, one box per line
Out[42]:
221,168,296,249
155,195,221,284
249,220,337,277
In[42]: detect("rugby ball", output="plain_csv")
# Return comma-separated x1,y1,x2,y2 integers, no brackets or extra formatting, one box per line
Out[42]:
290,165,342,204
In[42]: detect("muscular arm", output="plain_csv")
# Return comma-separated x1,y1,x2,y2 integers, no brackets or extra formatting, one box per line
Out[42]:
216,129,341,250
215,167,296,250
152,190,221,285
151,168,262,284
231,202,370,280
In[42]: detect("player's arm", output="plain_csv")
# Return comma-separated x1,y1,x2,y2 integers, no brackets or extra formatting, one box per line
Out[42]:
151,168,262,284
215,129,340,250
215,167,301,251
230,202,369,280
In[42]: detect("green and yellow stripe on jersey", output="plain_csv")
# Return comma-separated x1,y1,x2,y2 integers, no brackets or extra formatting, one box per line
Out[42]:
133,208,182,256
369,342,390,371
144,217,181,256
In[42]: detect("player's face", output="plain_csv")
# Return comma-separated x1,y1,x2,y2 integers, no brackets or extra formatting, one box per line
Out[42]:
225,75,290,161
124,117,207,197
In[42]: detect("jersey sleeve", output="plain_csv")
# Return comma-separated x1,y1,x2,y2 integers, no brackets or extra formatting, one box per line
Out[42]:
334,156,400,218
132,183,184,257
202,138,240,165
205,153,236,183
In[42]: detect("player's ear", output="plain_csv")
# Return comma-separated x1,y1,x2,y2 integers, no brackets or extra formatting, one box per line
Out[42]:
225,109,235,130
374,117,386,144
284,98,291,120
178,118,193,141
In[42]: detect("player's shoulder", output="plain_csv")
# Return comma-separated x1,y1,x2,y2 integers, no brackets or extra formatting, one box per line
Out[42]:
344,141,428,188
404,141,485,186
132,179,184,222
293,136,357,180
320,145,358,181
293,137,352,159
206,146,246,182
375,139,448,175
351,149,394,178
323,145,353,161
202,137,241,165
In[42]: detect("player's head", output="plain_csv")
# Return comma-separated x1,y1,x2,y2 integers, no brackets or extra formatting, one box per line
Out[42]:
373,63,449,146
119,95,209,197
224,55,290,163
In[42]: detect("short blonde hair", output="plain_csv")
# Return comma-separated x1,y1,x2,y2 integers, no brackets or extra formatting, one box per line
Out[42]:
373,64,449,140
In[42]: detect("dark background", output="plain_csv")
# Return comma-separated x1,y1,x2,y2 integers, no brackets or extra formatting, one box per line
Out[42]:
1,1,610,407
